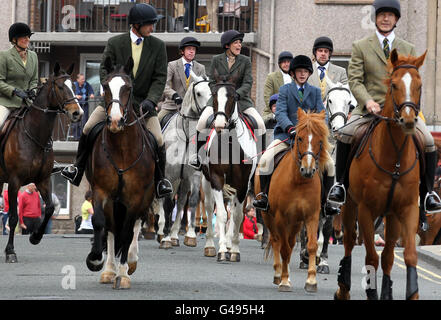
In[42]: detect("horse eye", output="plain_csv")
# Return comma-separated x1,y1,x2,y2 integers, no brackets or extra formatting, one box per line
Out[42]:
297,137,303,143
328,99,332,104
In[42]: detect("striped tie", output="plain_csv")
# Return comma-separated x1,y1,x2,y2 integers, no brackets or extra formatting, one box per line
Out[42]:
383,38,390,60
298,87,304,100
318,66,325,81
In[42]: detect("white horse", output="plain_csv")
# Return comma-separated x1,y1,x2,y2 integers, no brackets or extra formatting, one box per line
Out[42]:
155,72,211,249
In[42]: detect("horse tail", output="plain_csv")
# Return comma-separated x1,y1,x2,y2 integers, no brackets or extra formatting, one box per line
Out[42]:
263,238,273,262
113,201,127,257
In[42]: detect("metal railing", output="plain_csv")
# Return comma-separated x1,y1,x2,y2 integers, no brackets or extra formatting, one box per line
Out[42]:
30,0,255,34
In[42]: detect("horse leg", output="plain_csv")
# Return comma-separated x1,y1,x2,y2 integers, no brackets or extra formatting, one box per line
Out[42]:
278,236,293,292
270,234,283,288
358,204,379,300
304,213,319,293
184,180,201,247
333,213,343,240
30,178,54,245
318,216,333,274
334,196,357,300
380,214,400,300
159,196,174,249
229,197,244,262
299,224,308,269
202,177,216,257
100,231,117,284
86,191,107,272
114,216,136,290
127,219,142,275
4,181,19,263
213,190,228,262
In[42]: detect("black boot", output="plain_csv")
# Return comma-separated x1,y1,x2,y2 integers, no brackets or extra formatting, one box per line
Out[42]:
155,145,173,198
323,174,341,216
253,173,271,211
189,131,206,170
422,151,441,214
327,141,351,205
61,133,88,186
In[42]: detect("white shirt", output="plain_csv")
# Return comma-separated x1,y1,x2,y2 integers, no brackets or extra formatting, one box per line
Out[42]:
281,70,292,85
130,29,143,45
376,29,395,49
181,57,193,67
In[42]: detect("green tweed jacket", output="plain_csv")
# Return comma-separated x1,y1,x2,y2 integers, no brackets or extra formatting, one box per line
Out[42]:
262,70,284,122
349,33,416,116
99,32,167,110
207,52,254,112
0,47,38,108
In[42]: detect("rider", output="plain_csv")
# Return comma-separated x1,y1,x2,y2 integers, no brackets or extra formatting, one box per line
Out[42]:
0,22,38,128
327,0,441,214
61,3,173,198
262,51,294,124
308,36,348,101
158,36,207,122
189,30,266,169
253,55,339,216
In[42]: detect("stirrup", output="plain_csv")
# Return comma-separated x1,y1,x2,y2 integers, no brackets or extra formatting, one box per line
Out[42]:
424,191,441,214
188,154,202,170
253,192,269,211
61,165,78,182
156,179,173,198
327,183,346,206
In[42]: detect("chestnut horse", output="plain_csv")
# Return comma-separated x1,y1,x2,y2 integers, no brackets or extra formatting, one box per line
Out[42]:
84,57,156,289
256,109,331,292
335,49,427,300
3,63,83,263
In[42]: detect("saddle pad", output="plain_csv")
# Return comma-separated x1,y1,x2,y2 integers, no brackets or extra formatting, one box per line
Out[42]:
160,111,178,132
239,112,258,141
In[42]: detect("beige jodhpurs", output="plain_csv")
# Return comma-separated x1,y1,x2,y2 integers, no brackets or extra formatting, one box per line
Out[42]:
0,105,11,128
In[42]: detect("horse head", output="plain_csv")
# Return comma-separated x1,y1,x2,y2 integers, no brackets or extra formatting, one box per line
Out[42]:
325,76,356,133
211,69,240,133
182,71,211,116
386,48,427,134
101,56,134,133
47,62,84,122
295,109,330,178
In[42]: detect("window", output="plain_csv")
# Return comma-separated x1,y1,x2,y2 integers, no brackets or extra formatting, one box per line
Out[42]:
80,53,104,114
51,171,71,216
315,0,373,4
331,56,351,74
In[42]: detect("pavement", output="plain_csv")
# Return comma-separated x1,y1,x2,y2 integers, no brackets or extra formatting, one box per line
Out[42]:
417,245,441,269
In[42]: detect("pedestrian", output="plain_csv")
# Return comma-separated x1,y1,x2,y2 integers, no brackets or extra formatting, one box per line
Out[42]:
264,93,278,131
0,22,38,128
184,0,199,32
243,205,258,240
61,3,173,199
42,193,61,234
158,36,206,122
18,183,41,235
72,73,95,140
327,0,441,214
2,189,9,235
78,190,93,234
206,0,220,33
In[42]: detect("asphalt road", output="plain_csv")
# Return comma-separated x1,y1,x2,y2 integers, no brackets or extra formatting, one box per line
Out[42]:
0,233,440,304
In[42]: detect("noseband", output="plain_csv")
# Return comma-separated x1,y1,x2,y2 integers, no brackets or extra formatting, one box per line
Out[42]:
296,136,323,171
104,74,134,127
390,64,421,119
212,82,237,130
326,87,353,128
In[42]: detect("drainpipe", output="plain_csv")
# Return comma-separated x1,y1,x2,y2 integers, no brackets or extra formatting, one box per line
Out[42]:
269,0,275,73
11,0,16,23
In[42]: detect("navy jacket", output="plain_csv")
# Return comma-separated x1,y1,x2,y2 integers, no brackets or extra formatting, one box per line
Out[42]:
274,82,327,142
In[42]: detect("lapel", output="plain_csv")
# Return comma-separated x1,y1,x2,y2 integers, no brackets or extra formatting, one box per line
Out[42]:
309,64,320,87
391,37,404,53
368,33,388,65
176,59,188,89
289,83,301,104
228,54,241,74
302,82,312,103
134,35,152,81
275,71,284,88
9,47,26,72
327,63,337,81
218,53,230,74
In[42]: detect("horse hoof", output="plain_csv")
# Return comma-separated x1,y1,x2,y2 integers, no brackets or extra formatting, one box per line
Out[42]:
144,232,156,240
86,252,104,272
156,234,163,244
113,276,131,290
217,252,227,262
128,262,137,275
159,241,172,249
317,265,330,274
100,271,116,284
171,238,180,247
299,261,308,269
273,276,281,285
204,247,216,257
5,253,17,263
29,233,42,245
184,236,197,247
229,253,240,262
305,282,318,293
278,284,292,292
334,288,350,300
178,229,186,236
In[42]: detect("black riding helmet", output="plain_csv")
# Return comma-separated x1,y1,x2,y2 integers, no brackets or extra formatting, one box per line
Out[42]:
128,3,159,25
278,51,294,64
179,36,201,51
373,0,401,19
9,22,33,42
313,36,334,56
221,30,244,49
289,55,314,75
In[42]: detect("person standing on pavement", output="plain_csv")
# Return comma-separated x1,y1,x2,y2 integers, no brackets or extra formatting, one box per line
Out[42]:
72,73,95,140
18,183,41,235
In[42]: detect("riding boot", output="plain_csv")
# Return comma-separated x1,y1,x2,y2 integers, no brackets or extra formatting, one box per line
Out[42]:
323,174,341,216
61,133,88,186
155,145,173,198
422,150,441,214
327,140,351,205
252,173,271,211
189,131,206,170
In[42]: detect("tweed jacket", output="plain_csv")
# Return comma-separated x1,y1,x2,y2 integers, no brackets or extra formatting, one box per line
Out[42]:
0,47,38,108
274,82,327,142
262,70,285,122
348,33,416,116
159,58,206,111
99,32,167,109
207,52,254,112
308,62,348,100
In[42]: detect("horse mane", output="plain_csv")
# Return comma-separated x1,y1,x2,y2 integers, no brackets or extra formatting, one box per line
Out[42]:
181,81,195,115
295,111,331,172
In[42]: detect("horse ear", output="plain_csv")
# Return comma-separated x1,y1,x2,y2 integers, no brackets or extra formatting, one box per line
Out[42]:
325,75,336,89
124,57,134,75
414,50,427,69
297,107,306,119
104,56,113,74
54,62,60,76
390,48,399,66
318,109,326,119
66,63,75,76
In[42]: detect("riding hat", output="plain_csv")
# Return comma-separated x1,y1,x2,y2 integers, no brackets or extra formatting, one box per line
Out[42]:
9,22,33,42
221,30,244,49
373,0,401,19
278,51,294,64
289,55,314,74
128,3,159,25
269,94,279,107
179,36,201,50
313,36,334,55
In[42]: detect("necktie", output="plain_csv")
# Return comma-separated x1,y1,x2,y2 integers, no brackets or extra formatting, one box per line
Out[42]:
185,63,191,79
318,66,326,81
298,87,304,100
135,37,143,45
383,38,390,59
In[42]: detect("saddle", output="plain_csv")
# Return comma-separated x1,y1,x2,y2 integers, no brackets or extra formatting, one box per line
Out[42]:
206,111,258,136
160,111,178,132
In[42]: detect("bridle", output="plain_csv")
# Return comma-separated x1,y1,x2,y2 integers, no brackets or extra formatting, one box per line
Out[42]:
294,133,323,172
390,64,421,120
103,74,135,127
325,86,354,129
211,82,237,130
191,78,210,116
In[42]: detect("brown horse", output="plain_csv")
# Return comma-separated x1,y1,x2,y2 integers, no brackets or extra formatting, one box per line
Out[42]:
3,63,83,263
84,57,156,289
335,49,427,300
256,109,331,292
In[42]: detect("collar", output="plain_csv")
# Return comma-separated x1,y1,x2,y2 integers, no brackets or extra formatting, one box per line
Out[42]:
316,61,329,70
281,70,292,84
376,29,395,48
181,57,193,66
130,29,143,45
226,51,237,60
296,82,305,91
